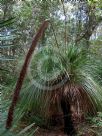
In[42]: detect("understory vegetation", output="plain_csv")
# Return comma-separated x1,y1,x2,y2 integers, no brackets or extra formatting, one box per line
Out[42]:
0,0,102,136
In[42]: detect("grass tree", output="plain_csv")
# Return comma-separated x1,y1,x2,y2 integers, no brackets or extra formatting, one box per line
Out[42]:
3,1,102,136
6,35,102,136
26,44,102,135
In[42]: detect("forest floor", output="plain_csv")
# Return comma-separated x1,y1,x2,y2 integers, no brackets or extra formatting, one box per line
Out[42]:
18,116,102,136
35,123,102,136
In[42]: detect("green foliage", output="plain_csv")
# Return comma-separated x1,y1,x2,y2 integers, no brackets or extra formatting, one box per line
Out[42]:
0,18,18,89
1,0,102,134
88,112,102,127
0,18,17,61
0,17,37,136
0,18,15,28
11,44,102,127
88,0,102,8
0,123,36,136
1,84,36,136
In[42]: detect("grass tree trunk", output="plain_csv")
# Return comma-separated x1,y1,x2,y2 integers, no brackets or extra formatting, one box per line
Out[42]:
61,97,76,136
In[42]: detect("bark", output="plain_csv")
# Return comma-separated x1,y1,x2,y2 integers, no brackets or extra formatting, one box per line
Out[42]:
61,97,76,136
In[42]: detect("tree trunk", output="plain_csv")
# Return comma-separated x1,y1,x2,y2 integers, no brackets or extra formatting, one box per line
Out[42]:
61,97,76,136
